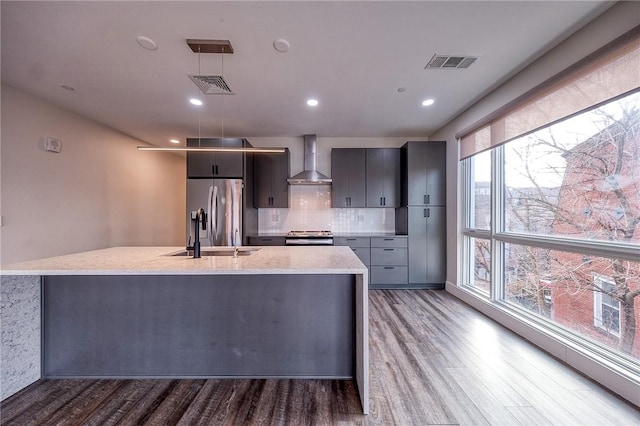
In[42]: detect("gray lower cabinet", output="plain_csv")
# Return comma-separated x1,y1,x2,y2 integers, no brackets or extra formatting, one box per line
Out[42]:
370,237,408,288
334,237,371,267
187,138,246,178
407,206,446,287
247,236,286,246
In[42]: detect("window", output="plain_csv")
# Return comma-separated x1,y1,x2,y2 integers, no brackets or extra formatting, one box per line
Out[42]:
504,95,640,243
462,149,492,294
461,90,640,362
594,275,621,336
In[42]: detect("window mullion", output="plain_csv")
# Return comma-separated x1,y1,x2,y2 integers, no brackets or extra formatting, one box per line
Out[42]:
491,146,504,301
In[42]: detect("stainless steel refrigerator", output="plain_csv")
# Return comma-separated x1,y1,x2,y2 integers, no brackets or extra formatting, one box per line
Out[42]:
187,179,243,247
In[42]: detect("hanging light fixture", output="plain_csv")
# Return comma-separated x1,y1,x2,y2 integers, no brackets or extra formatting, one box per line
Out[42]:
138,39,284,154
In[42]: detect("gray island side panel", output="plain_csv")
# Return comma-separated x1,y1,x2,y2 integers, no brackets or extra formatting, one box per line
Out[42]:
0,275,41,400
43,274,355,378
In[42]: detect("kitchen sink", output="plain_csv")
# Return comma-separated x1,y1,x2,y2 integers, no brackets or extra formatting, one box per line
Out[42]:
168,248,260,257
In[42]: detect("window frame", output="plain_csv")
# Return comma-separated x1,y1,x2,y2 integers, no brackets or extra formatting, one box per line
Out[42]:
593,274,622,337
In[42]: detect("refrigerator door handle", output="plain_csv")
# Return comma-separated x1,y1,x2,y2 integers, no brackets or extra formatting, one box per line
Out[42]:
210,185,219,245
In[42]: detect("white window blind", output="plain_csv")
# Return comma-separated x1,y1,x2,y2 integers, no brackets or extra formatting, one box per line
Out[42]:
460,29,640,159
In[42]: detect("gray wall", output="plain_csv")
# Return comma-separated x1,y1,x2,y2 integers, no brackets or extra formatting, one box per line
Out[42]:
1,85,186,264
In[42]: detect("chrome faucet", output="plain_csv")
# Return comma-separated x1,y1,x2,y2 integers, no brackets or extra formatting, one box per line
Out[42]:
233,228,239,258
192,208,207,258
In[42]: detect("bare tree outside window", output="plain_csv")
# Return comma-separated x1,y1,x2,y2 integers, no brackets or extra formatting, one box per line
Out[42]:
499,92,639,358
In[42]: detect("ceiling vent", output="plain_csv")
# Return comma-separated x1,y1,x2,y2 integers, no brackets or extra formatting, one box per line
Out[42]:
425,54,478,69
189,75,234,95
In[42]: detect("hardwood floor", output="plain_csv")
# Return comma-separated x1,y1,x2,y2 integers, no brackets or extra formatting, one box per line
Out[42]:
2,290,639,425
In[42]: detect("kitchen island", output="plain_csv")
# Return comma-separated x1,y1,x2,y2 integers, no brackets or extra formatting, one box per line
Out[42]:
1,246,369,413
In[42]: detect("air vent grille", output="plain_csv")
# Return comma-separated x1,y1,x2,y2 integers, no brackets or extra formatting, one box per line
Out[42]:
425,54,478,70
189,75,234,95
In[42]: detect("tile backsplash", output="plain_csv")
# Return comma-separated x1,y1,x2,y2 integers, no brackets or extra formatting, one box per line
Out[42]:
257,185,395,233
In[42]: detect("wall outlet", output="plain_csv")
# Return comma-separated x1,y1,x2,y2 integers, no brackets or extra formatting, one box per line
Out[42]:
44,137,62,153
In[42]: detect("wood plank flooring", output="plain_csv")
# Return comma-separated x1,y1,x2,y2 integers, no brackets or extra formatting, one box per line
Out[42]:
2,290,639,425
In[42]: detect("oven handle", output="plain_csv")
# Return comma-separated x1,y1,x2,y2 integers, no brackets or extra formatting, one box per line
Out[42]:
285,238,334,245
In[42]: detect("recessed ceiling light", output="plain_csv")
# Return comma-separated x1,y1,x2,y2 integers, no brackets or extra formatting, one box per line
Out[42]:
307,99,319,107
189,98,203,106
170,139,180,144
137,36,158,51
273,38,290,53
421,99,435,106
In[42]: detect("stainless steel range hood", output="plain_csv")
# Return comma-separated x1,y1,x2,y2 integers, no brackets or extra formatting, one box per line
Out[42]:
287,135,332,185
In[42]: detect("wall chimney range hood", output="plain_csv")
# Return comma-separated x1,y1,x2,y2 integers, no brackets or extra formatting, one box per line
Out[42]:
287,135,332,185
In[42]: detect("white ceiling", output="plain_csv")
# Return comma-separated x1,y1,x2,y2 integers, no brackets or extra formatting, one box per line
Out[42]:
1,1,611,146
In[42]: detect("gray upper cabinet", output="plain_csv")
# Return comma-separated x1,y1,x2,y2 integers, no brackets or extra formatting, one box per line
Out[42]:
407,206,446,284
254,149,290,208
331,149,366,208
403,141,445,206
186,138,245,178
365,148,401,208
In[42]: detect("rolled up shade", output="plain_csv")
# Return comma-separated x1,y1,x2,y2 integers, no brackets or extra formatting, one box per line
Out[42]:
460,27,640,159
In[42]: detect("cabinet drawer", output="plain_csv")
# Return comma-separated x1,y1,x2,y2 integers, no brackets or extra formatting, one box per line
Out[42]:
334,237,371,248
371,248,407,266
370,237,407,248
370,266,408,285
350,247,370,266
247,236,285,246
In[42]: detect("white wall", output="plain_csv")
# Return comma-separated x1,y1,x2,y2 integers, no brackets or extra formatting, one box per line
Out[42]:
0,85,186,264
429,2,640,406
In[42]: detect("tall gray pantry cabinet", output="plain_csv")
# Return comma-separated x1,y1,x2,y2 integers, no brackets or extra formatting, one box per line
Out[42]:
396,141,446,289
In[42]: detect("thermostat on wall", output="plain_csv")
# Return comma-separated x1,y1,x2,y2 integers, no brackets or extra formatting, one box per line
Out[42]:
44,137,61,153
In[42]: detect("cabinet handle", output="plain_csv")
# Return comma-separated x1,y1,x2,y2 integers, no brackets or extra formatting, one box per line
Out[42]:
427,208,431,218
383,197,386,206
346,238,357,241
263,238,272,242
384,266,395,270
384,238,394,241
383,248,394,251
424,194,427,204
380,197,383,206
424,208,427,218
349,197,352,207
427,194,430,204
212,165,216,175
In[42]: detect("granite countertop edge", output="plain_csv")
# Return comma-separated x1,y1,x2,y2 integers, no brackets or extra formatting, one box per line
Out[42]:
1,246,368,276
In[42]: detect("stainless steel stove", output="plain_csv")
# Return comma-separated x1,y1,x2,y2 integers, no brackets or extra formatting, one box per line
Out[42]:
285,230,334,246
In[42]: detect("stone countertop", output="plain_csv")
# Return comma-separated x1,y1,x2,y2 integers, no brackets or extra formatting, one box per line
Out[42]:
1,246,368,276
